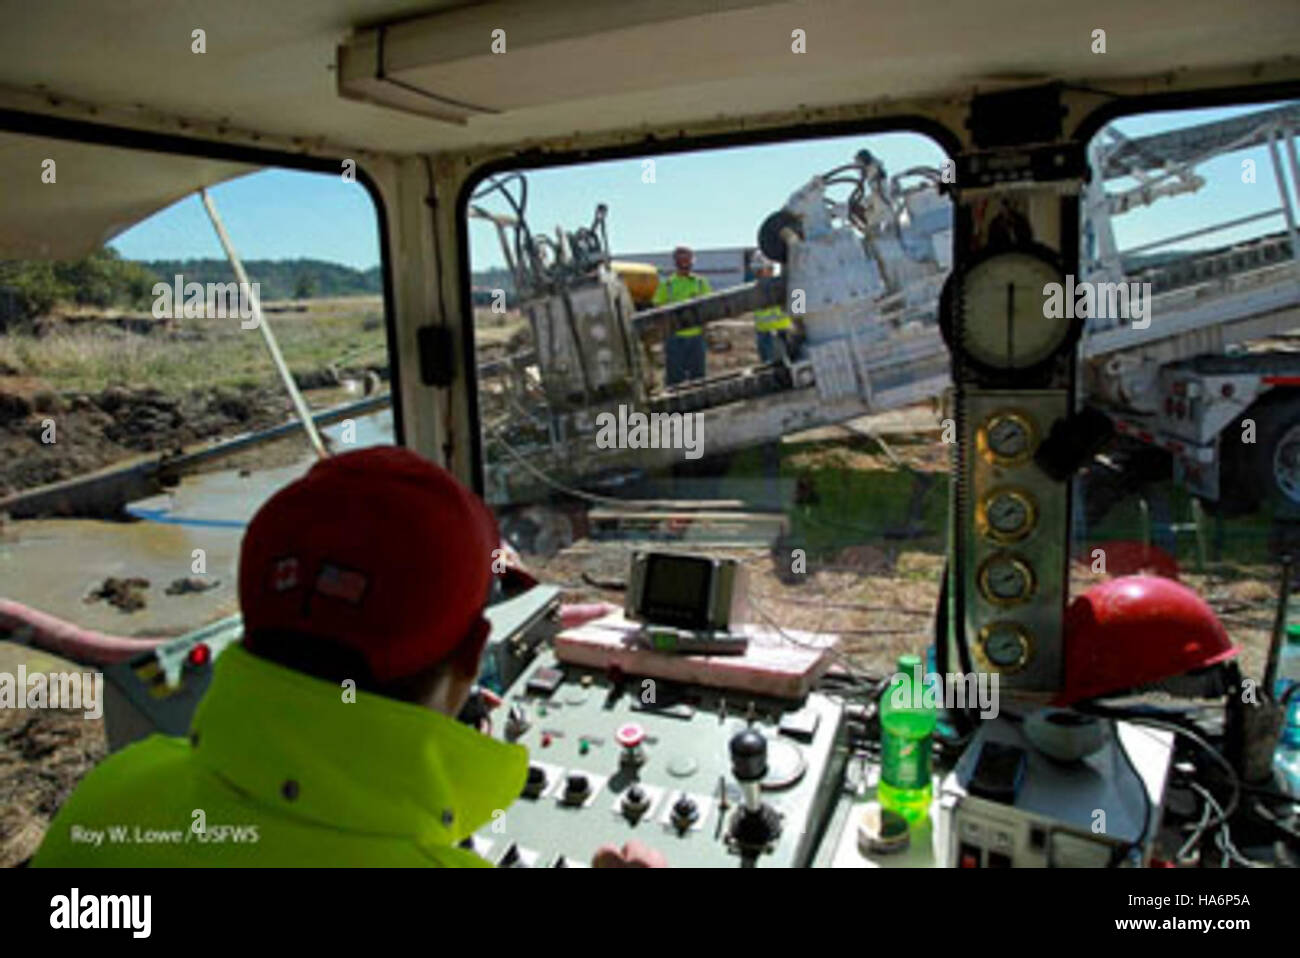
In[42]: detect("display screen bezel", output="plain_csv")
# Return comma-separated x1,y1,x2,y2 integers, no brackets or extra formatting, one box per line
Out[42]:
639,554,715,630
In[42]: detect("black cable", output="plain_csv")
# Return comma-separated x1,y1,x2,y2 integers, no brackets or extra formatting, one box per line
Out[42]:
472,173,534,289
423,157,454,464
580,570,626,591
820,162,863,179
1240,781,1300,804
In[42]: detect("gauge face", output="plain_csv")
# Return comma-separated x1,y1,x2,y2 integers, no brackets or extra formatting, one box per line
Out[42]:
978,488,1037,543
957,249,1070,372
978,553,1035,606
977,621,1033,672
980,411,1036,464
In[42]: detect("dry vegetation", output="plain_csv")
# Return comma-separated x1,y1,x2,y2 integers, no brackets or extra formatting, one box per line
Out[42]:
0,297,386,396
0,298,389,497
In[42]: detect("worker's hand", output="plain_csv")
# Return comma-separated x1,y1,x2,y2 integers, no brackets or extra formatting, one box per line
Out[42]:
559,601,620,629
457,685,503,734
591,840,668,868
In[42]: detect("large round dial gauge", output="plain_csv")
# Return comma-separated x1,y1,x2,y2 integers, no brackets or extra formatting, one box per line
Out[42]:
976,621,1033,673
977,553,1035,606
941,243,1078,378
979,411,1036,465
977,488,1038,544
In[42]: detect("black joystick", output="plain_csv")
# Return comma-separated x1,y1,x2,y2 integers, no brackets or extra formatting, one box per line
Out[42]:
731,728,768,796
727,727,781,858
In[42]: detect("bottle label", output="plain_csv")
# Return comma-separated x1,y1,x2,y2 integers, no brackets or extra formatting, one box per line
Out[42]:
883,734,931,790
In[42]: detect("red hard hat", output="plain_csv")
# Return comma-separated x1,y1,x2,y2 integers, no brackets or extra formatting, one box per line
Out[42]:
1055,575,1238,706
239,446,499,683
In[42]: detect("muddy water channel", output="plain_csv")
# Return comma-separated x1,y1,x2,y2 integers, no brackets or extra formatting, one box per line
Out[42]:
1,411,393,637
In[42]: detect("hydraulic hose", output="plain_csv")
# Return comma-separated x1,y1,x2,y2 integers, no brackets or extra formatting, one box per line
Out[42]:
0,599,167,665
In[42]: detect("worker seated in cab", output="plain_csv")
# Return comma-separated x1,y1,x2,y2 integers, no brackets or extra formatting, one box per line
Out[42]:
32,447,663,868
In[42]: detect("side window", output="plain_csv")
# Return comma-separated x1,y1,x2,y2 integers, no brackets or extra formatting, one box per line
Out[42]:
1075,100,1300,597
468,132,953,675
1,152,391,637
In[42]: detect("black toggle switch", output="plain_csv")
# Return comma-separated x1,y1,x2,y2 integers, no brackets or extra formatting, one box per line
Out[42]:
499,843,528,868
522,764,547,798
562,773,591,805
621,785,651,820
670,794,699,830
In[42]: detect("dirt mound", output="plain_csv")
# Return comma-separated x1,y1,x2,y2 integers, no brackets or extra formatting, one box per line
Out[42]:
0,383,296,499
85,577,151,613
0,708,106,867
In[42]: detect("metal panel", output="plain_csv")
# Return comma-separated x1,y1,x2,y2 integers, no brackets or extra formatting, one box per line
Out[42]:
474,650,847,868
962,390,1070,696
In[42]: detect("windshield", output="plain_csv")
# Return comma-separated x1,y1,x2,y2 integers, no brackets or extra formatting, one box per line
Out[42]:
466,130,954,677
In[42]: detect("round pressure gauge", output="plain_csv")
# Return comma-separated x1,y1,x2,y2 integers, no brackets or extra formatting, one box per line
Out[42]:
979,411,1037,465
975,621,1034,673
977,553,1036,606
940,242,1080,380
977,487,1038,544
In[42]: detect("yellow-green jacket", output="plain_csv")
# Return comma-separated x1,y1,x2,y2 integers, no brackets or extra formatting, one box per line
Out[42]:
653,272,712,336
753,305,794,333
32,644,528,867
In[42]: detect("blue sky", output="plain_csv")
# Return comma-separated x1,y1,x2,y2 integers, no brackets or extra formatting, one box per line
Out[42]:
110,101,1296,272
110,170,382,269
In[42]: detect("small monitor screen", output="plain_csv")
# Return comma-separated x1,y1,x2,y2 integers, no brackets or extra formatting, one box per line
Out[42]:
641,555,712,627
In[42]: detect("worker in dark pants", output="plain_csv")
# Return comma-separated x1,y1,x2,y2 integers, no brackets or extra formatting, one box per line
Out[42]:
654,245,712,387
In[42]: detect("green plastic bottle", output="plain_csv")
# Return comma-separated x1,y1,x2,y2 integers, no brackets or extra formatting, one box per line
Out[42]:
879,653,938,825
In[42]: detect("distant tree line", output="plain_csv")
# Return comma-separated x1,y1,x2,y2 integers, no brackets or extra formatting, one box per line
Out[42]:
3,246,572,328
135,258,384,301
0,250,393,324
0,247,158,322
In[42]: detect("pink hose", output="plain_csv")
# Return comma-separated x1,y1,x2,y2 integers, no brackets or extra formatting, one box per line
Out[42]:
0,598,616,666
0,599,168,665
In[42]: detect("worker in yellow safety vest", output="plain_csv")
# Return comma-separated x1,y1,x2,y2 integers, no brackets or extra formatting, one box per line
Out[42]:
749,251,796,363
653,245,712,386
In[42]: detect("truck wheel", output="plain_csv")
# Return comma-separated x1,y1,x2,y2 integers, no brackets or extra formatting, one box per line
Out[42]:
1079,440,1170,526
1224,394,1300,516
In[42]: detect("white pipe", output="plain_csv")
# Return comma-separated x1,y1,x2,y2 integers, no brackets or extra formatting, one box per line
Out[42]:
1284,125,1300,262
199,188,329,459
1267,129,1300,263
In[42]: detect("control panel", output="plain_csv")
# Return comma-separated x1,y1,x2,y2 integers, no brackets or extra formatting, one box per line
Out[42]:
939,717,1173,868
469,651,847,867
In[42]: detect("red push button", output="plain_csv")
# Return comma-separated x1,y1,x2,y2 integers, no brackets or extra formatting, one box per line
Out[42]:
615,723,645,748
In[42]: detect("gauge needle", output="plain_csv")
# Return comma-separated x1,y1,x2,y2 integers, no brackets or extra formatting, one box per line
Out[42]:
1006,282,1015,365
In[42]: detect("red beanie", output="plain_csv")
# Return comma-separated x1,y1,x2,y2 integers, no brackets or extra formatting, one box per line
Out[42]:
238,446,499,682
